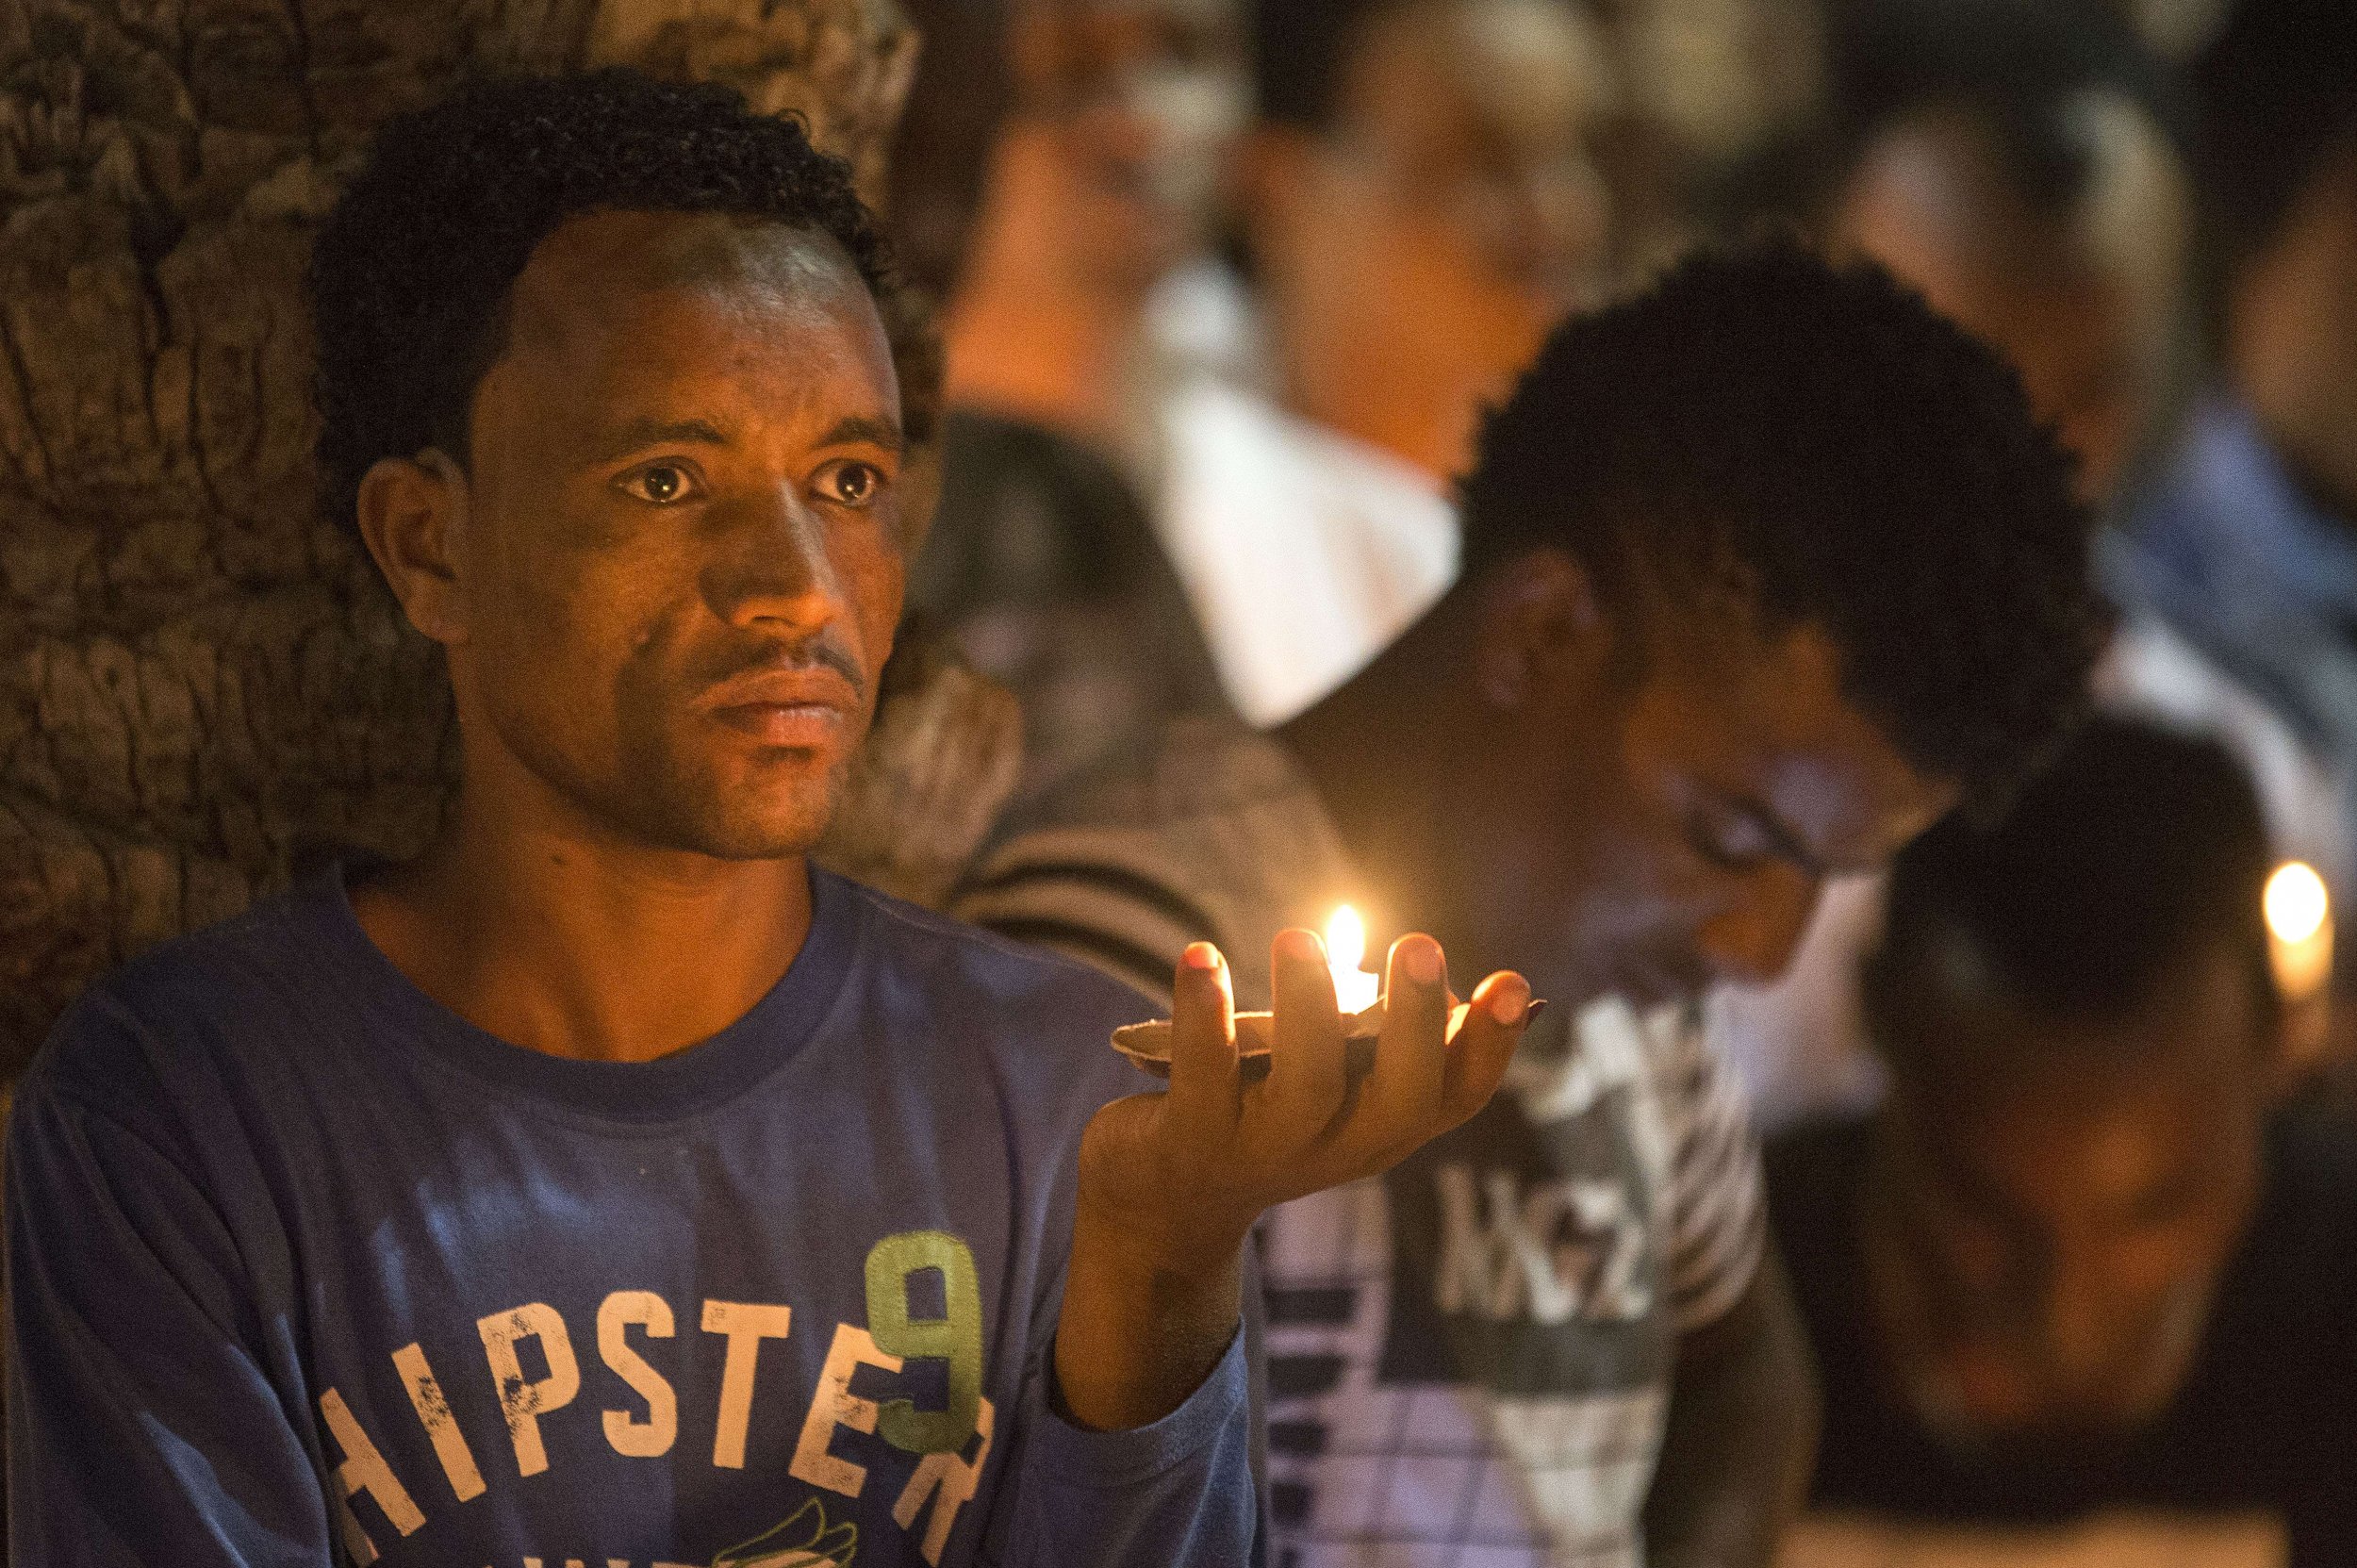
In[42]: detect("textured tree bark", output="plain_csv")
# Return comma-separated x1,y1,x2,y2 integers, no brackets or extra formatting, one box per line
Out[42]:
0,0,1011,1078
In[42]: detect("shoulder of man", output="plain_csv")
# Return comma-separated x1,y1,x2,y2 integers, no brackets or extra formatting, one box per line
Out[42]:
951,716,1349,1004
13,875,350,1139
832,869,1160,1044
827,874,1184,1187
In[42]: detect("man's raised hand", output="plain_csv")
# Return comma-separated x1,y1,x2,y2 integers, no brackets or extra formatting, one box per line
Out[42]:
1055,929,1529,1430
1080,928,1532,1281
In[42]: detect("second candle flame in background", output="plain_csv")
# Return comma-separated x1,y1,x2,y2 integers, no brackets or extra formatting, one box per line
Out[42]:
2266,861,2333,1001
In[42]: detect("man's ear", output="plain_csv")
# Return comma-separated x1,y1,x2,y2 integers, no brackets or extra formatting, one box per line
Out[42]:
356,449,471,648
1472,547,1613,711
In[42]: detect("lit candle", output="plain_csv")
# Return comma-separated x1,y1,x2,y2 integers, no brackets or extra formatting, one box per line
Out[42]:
1326,904,1382,1015
2266,861,2333,1001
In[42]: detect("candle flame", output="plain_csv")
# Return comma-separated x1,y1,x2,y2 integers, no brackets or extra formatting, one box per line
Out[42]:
1326,904,1367,974
2266,861,2329,946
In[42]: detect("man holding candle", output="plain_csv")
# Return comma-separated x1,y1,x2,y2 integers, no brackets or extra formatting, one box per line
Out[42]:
3,72,1538,1567
959,240,2108,1567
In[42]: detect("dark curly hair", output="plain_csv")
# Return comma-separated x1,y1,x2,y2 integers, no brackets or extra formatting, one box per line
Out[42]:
1866,715,2275,1066
309,69,890,525
1459,237,2107,805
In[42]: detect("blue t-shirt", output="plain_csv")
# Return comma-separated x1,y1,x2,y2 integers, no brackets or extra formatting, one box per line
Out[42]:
5,866,1256,1568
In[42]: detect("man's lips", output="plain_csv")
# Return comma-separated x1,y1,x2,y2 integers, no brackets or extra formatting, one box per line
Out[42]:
695,667,862,747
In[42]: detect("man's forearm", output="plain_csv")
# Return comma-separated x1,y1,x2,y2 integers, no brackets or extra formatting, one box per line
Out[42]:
1642,1246,1821,1568
1052,1197,1245,1431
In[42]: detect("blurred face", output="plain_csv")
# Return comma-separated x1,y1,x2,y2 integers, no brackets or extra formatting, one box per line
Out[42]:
1008,0,1246,290
2232,147,2357,520
1255,0,1612,473
403,211,906,860
1461,567,1955,1009
1868,945,2269,1440
1832,98,2188,502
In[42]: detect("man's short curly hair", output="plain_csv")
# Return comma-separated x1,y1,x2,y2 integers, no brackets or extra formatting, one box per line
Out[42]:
1459,237,2107,804
309,68,889,525
1865,717,2275,1064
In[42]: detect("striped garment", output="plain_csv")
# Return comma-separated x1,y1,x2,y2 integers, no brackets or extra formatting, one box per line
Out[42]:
955,719,1768,1567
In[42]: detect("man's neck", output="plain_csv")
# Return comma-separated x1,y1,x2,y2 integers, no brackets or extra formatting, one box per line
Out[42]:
351,777,814,1066
1277,617,1479,967
1278,603,1626,1014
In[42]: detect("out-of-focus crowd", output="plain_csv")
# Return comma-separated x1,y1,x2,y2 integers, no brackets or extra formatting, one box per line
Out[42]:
890,0,2357,1562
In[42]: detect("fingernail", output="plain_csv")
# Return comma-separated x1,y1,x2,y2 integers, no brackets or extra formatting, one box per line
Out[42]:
1274,927,1324,964
1525,999,1549,1024
1489,976,1533,1026
1181,942,1224,972
1400,936,1442,986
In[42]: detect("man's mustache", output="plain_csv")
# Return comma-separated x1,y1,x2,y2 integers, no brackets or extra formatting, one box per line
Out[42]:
690,635,868,707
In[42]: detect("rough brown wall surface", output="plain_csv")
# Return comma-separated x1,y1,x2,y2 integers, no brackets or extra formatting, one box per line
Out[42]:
0,0,980,1076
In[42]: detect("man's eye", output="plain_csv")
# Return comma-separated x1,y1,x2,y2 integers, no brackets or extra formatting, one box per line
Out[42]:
618,464,699,504
816,460,886,507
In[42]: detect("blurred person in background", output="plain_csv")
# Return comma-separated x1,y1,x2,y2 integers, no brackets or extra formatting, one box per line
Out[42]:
1769,717,2357,1566
2103,0,2357,946
1159,0,1617,729
907,0,1245,801
940,0,1253,446
963,243,2109,1568
1808,0,2191,503
1710,0,2193,1131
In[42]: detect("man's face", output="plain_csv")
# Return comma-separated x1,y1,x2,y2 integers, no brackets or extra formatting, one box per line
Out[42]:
1258,0,1611,467
1870,946,2269,1439
1466,586,1955,1009
443,210,905,860
1833,99,2188,502
2232,147,2357,520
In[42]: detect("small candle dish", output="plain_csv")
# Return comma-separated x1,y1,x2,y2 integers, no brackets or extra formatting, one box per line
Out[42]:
1111,1004,1387,1081
1109,999,1536,1079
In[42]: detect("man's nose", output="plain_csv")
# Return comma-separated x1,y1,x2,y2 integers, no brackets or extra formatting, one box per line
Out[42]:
701,487,846,636
1694,865,1822,988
